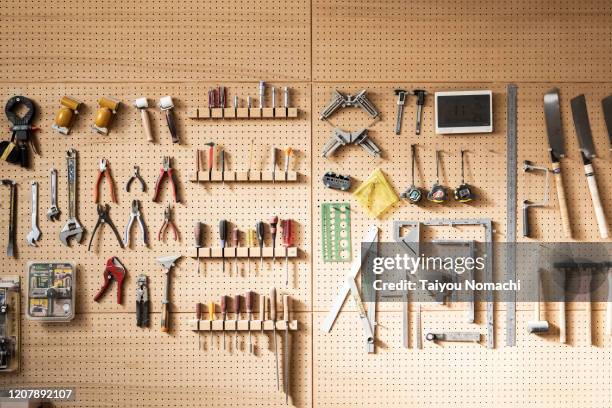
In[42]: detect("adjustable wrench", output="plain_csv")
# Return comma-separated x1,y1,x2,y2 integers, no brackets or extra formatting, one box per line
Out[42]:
46,168,60,221
59,149,84,246
26,181,41,246
1,180,16,257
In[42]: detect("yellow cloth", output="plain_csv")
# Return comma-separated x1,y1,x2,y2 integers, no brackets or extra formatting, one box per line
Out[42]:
352,168,399,218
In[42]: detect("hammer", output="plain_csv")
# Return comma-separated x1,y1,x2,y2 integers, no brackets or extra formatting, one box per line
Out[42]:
527,269,549,334
134,97,154,142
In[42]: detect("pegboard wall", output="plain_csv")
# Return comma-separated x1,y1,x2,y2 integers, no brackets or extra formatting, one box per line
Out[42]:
0,1,611,407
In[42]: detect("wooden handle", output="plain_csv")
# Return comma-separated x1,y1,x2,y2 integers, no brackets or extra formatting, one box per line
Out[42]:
234,294,241,316
270,288,277,320
194,149,200,173
559,301,566,343
584,163,609,239
194,222,204,247
552,162,572,238
533,301,541,321
259,294,266,319
283,295,290,322
246,291,254,313
208,301,215,321
140,109,154,142
161,302,170,332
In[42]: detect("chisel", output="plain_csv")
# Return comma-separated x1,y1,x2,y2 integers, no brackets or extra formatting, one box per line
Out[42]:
219,219,228,274
231,227,239,276
220,148,225,185
260,294,266,335
246,291,254,354
270,216,278,266
208,301,215,350
221,295,228,350
194,222,204,275
270,288,280,390
246,228,256,276
256,221,265,271
234,294,241,350
281,219,294,286
270,147,277,182
196,302,202,350
283,295,291,404
570,94,609,238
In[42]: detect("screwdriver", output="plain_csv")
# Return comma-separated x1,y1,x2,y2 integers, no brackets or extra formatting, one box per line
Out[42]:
208,301,215,350
247,139,254,180
234,294,241,350
256,221,265,271
270,287,280,390
246,291,254,354
246,228,256,276
281,219,294,286
194,222,204,275
283,295,291,404
259,294,266,335
231,227,239,276
205,142,215,180
221,295,228,350
196,302,202,350
270,216,278,267
283,147,293,180
270,147,277,182
219,219,228,274
283,87,289,116
220,148,225,185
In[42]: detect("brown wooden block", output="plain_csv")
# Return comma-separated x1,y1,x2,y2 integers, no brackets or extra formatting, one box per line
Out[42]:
235,171,249,181
211,108,223,118
287,107,298,117
261,171,274,181
262,108,275,118
236,108,249,118
223,107,235,118
274,108,287,118
249,108,262,118
210,171,223,181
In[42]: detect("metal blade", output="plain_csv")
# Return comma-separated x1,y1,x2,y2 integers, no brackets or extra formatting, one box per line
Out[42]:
543,88,565,158
570,94,597,159
602,95,612,150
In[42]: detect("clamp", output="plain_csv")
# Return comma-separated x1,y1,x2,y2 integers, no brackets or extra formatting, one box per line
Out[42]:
319,89,380,120
88,204,124,251
123,199,147,247
158,204,178,241
94,257,126,304
136,274,149,327
94,159,117,203
3,95,38,167
52,96,82,135
152,156,179,203
321,128,381,158
125,165,146,192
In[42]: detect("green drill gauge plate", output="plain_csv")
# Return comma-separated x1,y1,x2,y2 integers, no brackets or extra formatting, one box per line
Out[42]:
321,202,351,262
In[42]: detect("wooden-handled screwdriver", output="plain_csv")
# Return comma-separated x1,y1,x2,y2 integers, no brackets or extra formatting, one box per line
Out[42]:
221,295,228,350
281,219,294,286
234,294,241,350
194,222,204,275
283,295,291,404
205,142,215,180
283,147,292,180
196,302,202,350
260,294,266,335
246,291,254,354
256,221,265,271
231,227,239,276
270,288,280,390
270,216,278,267
219,219,228,274
208,301,215,350
270,147,277,182
246,228,256,276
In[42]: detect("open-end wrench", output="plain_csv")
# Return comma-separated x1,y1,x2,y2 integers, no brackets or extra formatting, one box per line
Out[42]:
47,168,60,221
26,181,41,246
1,180,16,257
60,149,84,246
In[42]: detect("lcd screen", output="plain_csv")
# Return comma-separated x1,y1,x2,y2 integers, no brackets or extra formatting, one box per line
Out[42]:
435,91,493,134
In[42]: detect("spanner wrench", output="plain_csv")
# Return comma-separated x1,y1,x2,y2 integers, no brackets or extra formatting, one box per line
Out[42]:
59,149,84,245
26,181,42,246
47,168,60,221
1,180,16,257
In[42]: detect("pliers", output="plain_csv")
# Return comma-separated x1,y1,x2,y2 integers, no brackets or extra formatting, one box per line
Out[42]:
88,204,124,251
158,203,179,241
125,165,146,192
152,156,179,202
123,199,147,247
94,257,126,304
94,158,117,203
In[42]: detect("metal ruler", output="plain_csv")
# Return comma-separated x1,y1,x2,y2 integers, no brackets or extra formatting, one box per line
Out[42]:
506,84,518,347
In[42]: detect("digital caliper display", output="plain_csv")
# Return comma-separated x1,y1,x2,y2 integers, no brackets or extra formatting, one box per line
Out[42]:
437,94,491,128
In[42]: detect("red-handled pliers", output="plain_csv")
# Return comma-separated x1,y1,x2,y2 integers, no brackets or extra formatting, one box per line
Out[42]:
94,158,117,203
158,203,179,241
94,257,126,304
152,156,179,203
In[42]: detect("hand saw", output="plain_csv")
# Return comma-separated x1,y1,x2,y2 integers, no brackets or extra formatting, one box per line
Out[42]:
570,94,609,239
602,95,612,151
544,88,572,238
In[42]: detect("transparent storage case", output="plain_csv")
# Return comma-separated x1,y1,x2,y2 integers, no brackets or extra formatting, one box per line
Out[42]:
26,262,75,322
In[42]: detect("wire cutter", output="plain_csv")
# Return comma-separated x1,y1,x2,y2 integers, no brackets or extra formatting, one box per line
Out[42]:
88,204,124,251
158,203,179,241
123,199,147,247
94,158,117,203
94,257,126,304
152,156,179,202
125,165,146,192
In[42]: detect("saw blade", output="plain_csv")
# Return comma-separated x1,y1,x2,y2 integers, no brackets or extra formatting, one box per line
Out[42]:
602,95,612,150
543,88,565,159
570,94,597,159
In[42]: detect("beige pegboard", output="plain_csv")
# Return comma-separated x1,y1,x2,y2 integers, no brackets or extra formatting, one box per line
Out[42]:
0,0,311,82
313,0,612,82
